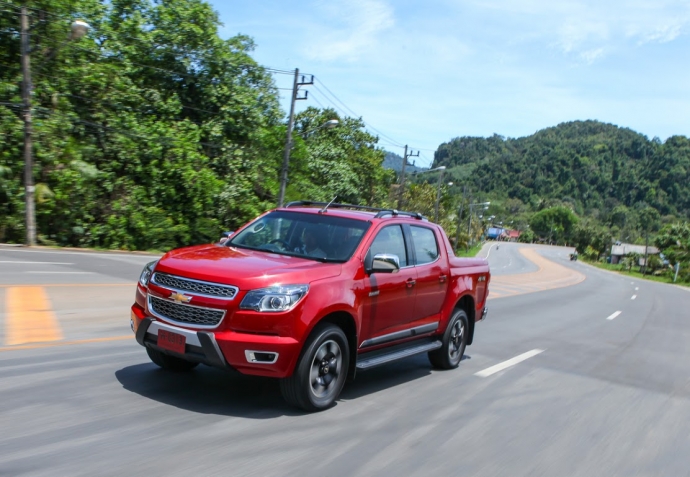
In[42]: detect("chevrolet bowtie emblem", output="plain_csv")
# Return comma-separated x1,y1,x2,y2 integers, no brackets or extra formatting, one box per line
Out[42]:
169,292,192,304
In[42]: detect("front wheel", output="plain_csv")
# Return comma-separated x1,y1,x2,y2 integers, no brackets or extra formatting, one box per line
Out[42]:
428,309,468,369
146,347,198,371
280,324,349,412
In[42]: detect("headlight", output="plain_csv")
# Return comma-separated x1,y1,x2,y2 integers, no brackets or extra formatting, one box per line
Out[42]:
239,285,309,312
139,260,158,287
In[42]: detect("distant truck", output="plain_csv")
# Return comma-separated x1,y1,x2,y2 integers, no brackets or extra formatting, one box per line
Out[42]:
131,202,490,411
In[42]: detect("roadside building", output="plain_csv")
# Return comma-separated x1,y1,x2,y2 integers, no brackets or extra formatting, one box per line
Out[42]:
610,243,660,265
503,229,521,242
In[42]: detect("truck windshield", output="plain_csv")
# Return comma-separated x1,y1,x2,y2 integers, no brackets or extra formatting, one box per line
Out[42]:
227,211,371,262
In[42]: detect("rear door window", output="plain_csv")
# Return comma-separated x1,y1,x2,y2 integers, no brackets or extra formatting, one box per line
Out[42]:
410,226,439,265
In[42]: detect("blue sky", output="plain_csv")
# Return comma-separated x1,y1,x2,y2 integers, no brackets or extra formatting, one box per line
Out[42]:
210,0,690,167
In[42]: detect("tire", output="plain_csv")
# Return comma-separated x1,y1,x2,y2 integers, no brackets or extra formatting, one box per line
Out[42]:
280,323,350,412
428,309,469,369
146,347,199,371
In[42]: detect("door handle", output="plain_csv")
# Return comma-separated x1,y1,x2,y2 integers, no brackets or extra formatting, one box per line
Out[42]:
439,275,447,283
406,279,416,288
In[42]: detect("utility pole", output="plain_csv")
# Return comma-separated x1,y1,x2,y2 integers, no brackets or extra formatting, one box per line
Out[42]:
643,227,649,275
434,167,445,223
397,145,418,209
454,186,467,249
277,69,311,207
21,6,35,246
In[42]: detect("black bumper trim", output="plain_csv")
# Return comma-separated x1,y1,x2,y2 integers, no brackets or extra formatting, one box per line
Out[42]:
137,318,230,370
197,332,227,368
135,317,153,346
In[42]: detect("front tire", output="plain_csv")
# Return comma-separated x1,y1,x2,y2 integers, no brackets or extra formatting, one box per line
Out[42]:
428,309,468,369
146,347,199,371
280,324,349,412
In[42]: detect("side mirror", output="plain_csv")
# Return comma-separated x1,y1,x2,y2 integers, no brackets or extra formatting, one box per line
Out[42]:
370,253,400,274
219,231,234,244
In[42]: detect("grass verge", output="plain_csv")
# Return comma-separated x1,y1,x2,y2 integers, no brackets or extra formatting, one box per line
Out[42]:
455,243,484,258
583,260,689,287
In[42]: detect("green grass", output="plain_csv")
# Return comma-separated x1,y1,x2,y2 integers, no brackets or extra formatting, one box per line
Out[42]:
583,260,689,287
455,243,484,258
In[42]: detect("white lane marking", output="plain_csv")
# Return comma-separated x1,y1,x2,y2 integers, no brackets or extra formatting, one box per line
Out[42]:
631,295,637,300
0,261,74,265
24,271,94,274
635,287,639,291
475,349,544,378
631,282,634,285
606,311,622,321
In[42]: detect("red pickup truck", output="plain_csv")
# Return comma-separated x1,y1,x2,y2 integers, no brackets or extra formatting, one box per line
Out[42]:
131,202,490,411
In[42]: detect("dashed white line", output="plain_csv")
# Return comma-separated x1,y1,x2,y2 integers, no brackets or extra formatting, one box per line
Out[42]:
0,261,74,265
635,287,639,291
631,295,637,300
475,349,544,378
606,311,622,321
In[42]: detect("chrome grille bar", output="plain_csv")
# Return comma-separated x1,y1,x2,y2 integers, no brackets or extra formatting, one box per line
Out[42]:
148,295,225,328
151,272,238,299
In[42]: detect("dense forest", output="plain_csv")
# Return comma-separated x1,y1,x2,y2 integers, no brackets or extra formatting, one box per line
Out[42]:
0,0,393,250
435,121,690,223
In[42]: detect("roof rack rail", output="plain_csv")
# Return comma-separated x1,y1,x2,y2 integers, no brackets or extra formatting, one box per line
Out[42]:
373,210,425,220
284,201,425,220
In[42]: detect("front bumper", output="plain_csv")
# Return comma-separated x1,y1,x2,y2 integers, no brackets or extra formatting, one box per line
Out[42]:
135,318,228,368
132,309,300,378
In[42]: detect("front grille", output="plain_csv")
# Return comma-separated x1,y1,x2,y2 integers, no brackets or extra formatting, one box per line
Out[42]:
152,273,238,299
149,295,225,327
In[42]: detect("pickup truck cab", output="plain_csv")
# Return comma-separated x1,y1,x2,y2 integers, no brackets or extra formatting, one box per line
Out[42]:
131,202,490,411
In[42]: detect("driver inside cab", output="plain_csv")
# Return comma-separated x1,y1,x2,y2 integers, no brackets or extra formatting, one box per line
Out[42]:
295,226,327,259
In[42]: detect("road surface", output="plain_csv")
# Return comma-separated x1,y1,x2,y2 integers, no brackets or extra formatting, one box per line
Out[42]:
1,243,689,476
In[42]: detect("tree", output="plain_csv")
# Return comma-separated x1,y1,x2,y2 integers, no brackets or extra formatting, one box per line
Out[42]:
529,206,579,244
654,223,690,267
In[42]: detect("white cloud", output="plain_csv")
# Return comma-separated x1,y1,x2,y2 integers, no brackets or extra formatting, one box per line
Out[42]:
464,0,690,63
304,0,395,62
579,47,605,64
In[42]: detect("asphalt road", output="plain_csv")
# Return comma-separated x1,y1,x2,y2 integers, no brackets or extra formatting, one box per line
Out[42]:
2,243,690,476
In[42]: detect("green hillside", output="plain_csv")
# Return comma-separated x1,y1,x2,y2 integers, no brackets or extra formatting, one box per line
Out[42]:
434,120,690,231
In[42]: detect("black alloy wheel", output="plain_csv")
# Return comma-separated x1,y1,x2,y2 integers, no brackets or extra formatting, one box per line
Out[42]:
280,323,349,412
428,309,468,369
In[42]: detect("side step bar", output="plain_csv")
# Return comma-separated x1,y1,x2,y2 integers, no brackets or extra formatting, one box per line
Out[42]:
356,339,442,370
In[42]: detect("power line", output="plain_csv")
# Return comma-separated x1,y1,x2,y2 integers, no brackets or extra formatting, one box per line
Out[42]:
2,1,430,158
313,78,360,118
306,90,327,110
314,77,406,148
310,84,351,118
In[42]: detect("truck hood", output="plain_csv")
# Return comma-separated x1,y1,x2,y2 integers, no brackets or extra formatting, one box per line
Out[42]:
155,244,342,290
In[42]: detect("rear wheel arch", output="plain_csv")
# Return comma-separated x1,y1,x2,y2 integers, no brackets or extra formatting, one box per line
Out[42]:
454,295,475,345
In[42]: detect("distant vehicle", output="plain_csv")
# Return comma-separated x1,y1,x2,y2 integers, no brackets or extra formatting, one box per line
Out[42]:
131,201,491,411
570,252,578,261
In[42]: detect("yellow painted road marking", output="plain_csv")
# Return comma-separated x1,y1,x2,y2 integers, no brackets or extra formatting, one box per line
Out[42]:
0,335,131,352
487,248,586,300
5,287,63,345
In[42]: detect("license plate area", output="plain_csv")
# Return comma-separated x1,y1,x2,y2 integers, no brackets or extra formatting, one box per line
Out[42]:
158,329,186,354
